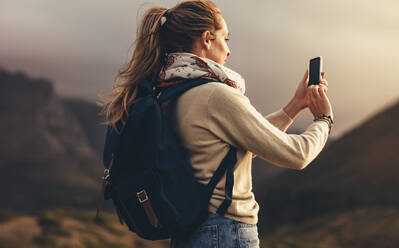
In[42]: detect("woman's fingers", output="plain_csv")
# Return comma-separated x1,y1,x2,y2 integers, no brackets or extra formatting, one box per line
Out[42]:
319,73,327,91
309,85,325,100
320,78,328,86
319,78,328,93
319,78,328,86
320,83,328,93
313,85,321,98
307,79,333,119
318,85,326,97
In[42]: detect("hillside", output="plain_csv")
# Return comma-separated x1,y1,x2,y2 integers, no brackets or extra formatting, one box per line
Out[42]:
256,99,399,233
61,98,106,156
260,206,399,248
0,68,102,211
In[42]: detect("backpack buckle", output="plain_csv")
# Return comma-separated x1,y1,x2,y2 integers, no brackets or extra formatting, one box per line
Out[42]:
102,169,110,180
156,91,162,100
137,189,149,203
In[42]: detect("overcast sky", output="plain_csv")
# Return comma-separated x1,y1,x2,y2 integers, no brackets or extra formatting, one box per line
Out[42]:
1,0,398,138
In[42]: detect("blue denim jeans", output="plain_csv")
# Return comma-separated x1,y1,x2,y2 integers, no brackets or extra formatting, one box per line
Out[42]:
170,212,260,248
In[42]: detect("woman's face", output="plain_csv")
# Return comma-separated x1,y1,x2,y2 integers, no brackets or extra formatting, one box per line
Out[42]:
205,17,231,66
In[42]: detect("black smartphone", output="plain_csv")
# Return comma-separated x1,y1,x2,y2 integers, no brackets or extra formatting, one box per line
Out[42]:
308,56,323,86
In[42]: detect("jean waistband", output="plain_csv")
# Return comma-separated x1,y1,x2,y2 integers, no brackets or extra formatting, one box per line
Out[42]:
203,212,257,228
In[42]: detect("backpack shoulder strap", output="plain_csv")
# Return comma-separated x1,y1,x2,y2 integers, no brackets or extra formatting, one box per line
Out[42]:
158,77,237,216
158,78,218,105
103,77,217,168
206,146,237,216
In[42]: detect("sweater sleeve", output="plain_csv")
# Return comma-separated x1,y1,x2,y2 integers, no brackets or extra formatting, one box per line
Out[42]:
249,109,293,158
264,108,294,132
207,84,329,170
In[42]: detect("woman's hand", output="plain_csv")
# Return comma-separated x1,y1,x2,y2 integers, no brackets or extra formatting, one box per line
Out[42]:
293,69,309,110
283,70,329,119
306,83,333,119
293,70,328,109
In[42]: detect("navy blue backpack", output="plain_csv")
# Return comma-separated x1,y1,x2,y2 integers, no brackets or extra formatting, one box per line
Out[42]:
98,77,237,240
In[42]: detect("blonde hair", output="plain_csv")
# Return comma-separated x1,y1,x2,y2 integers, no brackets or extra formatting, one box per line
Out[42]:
98,0,222,130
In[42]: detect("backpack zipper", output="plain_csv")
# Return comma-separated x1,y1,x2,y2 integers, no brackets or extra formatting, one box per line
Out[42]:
154,86,162,100
96,153,114,219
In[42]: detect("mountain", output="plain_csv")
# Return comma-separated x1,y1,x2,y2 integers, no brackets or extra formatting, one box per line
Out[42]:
61,98,106,156
0,67,103,211
255,98,399,233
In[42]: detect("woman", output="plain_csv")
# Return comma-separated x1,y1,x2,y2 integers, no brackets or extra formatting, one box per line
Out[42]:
101,0,333,247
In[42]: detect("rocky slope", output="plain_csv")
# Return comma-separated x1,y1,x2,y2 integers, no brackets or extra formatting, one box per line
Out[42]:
0,67,102,211
61,98,106,156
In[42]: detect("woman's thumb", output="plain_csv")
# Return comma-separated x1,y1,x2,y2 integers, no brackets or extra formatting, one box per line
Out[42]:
302,69,309,85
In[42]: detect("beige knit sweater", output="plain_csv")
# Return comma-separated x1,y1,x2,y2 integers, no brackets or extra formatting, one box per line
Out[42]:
162,82,330,224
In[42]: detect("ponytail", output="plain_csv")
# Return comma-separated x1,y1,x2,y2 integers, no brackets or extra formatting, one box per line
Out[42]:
99,0,221,130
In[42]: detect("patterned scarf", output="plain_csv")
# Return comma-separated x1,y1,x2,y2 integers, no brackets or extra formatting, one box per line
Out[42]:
157,52,246,94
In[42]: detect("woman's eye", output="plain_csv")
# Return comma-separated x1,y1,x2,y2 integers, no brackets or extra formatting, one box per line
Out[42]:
225,38,230,42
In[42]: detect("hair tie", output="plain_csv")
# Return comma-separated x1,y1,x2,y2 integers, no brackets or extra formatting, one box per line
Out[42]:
160,9,169,27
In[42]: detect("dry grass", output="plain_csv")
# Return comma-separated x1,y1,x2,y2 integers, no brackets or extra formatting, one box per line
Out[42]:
0,216,41,248
0,209,170,248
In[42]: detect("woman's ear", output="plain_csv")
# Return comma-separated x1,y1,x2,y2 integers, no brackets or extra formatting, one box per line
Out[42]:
200,30,212,50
